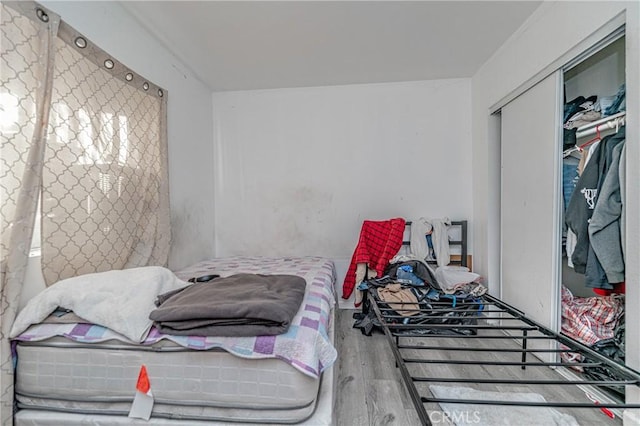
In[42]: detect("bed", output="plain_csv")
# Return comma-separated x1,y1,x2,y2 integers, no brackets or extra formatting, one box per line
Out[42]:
11,256,338,425
362,220,640,425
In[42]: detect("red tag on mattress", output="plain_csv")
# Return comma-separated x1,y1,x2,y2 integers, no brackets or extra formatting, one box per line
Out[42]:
136,365,151,394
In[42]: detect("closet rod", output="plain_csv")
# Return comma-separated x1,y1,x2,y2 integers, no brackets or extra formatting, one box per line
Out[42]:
575,111,626,139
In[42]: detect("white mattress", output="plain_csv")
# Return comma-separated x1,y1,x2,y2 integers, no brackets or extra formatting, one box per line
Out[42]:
14,307,336,425
15,339,317,422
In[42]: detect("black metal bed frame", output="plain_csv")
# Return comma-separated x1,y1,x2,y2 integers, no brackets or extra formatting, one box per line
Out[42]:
365,220,640,425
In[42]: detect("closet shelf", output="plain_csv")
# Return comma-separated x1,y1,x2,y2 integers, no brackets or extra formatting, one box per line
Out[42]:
575,111,626,139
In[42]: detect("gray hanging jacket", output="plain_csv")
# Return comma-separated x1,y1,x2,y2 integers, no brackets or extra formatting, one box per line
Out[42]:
565,127,625,275
589,141,625,284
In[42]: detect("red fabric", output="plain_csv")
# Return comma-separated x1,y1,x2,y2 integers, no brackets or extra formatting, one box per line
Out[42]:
342,218,406,300
592,282,625,296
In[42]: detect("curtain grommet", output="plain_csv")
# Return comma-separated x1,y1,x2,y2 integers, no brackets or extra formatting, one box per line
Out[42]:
36,8,49,22
74,37,87,49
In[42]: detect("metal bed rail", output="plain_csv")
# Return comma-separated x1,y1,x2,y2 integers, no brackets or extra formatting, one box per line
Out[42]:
369,290,640,426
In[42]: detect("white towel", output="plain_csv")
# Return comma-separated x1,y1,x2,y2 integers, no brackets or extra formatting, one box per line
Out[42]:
435,265,481,293
10,266,189,342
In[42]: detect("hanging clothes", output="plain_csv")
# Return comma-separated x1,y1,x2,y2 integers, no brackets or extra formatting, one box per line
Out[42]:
585,128,625,290
566,140,599,266
589,142,625,285
562,155,580,210
410,217,451,267
619,143,627,258
565,127,625,276
342,218,406,306
565,140,604,273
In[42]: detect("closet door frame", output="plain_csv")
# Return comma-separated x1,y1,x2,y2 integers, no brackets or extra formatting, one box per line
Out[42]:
622,4,640,422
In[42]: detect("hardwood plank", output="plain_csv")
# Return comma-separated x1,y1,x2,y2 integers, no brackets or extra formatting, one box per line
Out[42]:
366,379,418,426
335,308,369,426
336,308,623,425
358,331,399,381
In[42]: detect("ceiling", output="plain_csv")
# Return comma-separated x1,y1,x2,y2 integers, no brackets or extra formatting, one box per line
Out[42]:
121,1,542,92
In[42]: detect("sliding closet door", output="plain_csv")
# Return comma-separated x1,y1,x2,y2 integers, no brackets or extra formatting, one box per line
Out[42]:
501,71,562,334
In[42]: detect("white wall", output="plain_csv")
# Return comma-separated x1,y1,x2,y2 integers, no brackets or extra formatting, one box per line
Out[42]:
212,79,472,291
40,1,216,271
564,37,625,103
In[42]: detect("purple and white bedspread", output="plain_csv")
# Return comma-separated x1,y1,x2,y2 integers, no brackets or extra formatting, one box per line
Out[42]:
14,256,337,379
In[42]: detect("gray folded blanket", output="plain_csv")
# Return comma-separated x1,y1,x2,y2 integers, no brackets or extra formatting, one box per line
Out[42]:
149,273,306,337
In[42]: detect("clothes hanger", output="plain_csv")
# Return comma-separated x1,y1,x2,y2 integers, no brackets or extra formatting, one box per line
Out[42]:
563,124,601,158
578,124,602,150
561,112,625,158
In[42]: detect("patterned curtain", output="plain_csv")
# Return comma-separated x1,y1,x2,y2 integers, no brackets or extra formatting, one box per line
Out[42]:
0,3,58,423
0,2,170,423
42,19,170,283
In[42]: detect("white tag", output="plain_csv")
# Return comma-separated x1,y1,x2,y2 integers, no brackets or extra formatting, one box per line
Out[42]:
128,390,154,420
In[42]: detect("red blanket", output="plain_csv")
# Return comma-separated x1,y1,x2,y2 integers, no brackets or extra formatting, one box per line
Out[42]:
342,218,406,301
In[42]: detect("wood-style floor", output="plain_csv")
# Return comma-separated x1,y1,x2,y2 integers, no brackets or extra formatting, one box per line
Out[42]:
334,308,622,426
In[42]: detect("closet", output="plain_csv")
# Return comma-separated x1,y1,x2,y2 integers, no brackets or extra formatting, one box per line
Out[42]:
561,36,626,298
560,34,627,397
485,1,640,417
498,22,631,369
